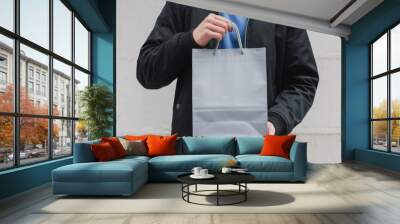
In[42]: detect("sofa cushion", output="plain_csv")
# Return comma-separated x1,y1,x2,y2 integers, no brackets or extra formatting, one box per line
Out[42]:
118,138,147,156
91,142,118,161
53,158,147,183
101,137,127,158
180,137,235,155
147,135,177,157
149,154,235,172
236,136,264,155
236,155,293,172
260,135,296,159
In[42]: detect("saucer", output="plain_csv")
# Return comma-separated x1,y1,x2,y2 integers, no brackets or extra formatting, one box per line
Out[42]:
190,174,215,179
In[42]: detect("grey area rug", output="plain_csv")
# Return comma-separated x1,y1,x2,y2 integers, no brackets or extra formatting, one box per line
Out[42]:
37,183,362,214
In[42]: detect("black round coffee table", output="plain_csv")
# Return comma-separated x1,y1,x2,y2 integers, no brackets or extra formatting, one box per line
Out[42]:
177,173,255,206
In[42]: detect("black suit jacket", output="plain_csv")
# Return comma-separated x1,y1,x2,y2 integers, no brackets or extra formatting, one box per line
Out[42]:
137,2,319,136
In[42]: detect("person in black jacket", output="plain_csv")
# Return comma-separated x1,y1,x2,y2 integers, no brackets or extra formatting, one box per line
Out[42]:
137,2,319,137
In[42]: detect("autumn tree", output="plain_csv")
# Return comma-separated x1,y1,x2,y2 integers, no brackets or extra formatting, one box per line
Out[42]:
372,99,400,143
0,84,60,153
0,85,14,151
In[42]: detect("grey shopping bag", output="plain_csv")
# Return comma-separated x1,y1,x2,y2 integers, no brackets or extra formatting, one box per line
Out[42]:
192,23,268,136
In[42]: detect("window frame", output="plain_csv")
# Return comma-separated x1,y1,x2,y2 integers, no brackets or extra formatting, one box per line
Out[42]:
370,20,400,154
0,0,91,171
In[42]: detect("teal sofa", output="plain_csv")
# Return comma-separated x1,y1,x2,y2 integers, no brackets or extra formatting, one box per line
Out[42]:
52,136,307,196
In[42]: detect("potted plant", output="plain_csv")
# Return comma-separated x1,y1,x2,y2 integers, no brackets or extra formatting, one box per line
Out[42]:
79,84,113,140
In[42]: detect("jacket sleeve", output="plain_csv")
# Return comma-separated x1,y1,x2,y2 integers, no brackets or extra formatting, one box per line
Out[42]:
137,2,199,89
268,28,319,135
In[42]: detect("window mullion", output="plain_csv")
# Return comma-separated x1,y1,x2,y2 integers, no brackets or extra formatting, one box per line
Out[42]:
71,10,76,155
370,45,373,149
48,0,54,160
388,30,391,152
13,0,21,167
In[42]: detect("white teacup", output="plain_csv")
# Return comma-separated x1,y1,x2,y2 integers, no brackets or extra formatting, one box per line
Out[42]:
199,169,208,176
221,167,232,174
191,167,202,176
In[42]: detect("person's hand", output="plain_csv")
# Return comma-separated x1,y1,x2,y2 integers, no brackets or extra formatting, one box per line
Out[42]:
193,13,232,47
267,121,276,135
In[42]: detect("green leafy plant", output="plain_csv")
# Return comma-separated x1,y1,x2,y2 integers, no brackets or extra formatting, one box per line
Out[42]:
79,84,113,140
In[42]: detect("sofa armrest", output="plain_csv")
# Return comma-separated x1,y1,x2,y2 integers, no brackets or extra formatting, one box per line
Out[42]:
289,142,307,181
73,140,99,163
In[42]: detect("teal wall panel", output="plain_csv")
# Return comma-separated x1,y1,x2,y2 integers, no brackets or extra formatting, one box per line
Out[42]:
343,0,400,171
0,158,72,199
342,43,370,160
355,149,400,172
92,33,113,88
91,32,115,135
91,0,116,135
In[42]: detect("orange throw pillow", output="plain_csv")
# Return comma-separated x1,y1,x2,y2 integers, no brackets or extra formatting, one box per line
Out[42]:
101,137,127,158
259,135,296,159
91,142,117,162
146,134,177,157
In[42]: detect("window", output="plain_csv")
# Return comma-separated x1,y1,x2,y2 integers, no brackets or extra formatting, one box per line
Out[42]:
0,54,7,87
28,81,34,94
35,70,41,81
371,23,400,153
74,69,89,118
42,85,46,97
19,117,49,165
0,0,14,31
53,119,72,158
75,18,89,70
0,35,13,112
0,116,13,170
53,0,72,60
0,71,6,84
0,0,91,170
35,84,40,95
53,59,72,117
0,55,7,67
28,67,34,80
20,0,49,48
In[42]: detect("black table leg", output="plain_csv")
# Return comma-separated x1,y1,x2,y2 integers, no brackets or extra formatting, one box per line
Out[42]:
245,183,247,201
179,182,251,206
216,184,219,206
187,184,190,202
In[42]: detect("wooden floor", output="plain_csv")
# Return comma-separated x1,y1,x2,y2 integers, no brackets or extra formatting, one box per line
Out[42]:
1,162,400,224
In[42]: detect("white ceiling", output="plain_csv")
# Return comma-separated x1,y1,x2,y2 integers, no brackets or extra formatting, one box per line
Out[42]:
168,0,384,38
227,0,352,21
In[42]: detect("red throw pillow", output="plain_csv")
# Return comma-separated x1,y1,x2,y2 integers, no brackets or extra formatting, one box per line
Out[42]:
91,142,118,161
146,134,177,157
259,135,296,159
101,137,127,158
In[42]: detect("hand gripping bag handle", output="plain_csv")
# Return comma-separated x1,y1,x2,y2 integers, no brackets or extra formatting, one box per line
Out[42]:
213,22,244,55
